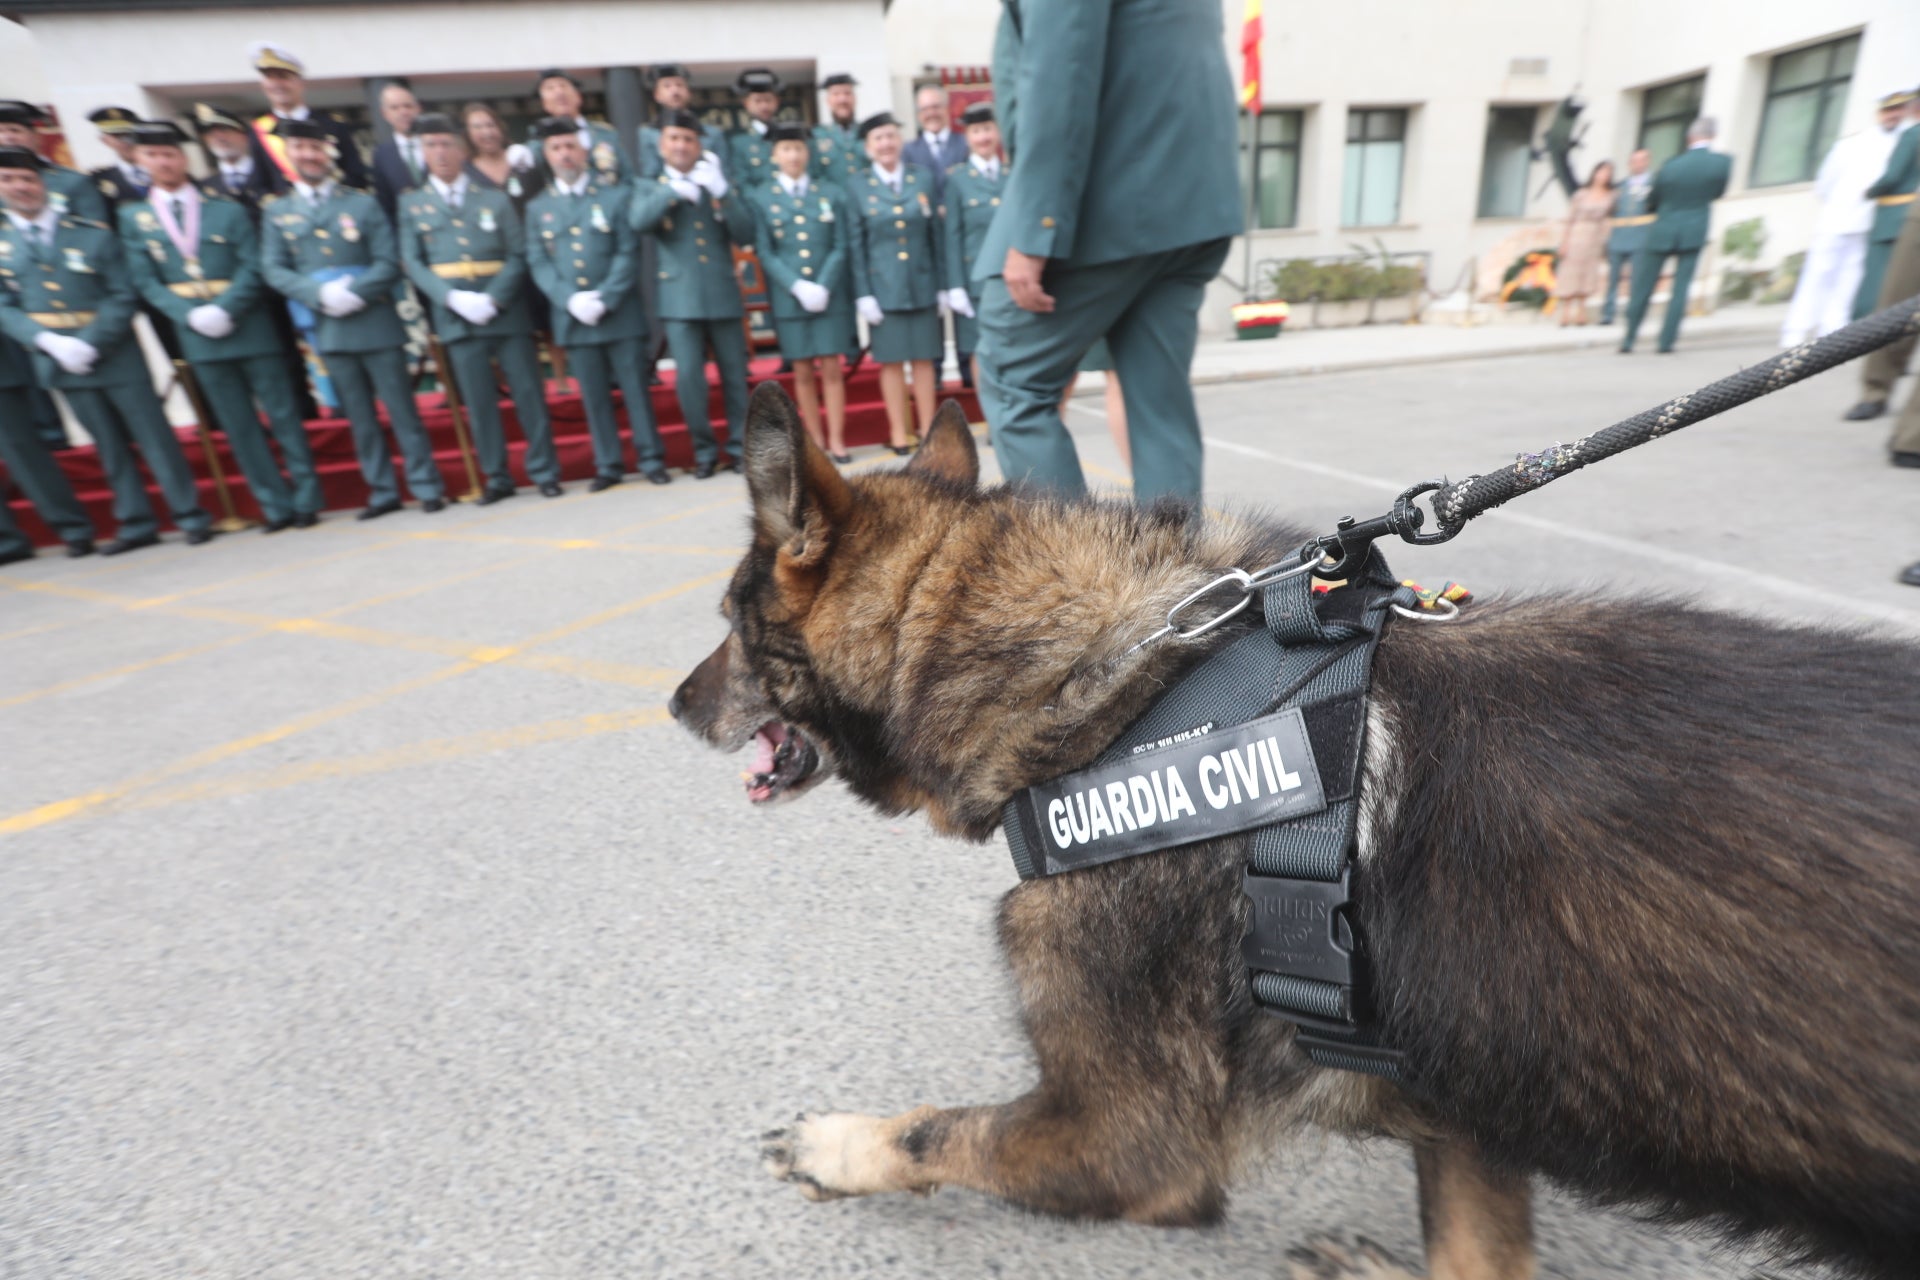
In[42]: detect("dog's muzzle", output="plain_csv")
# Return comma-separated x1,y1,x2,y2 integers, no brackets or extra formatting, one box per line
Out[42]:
744,721,821,803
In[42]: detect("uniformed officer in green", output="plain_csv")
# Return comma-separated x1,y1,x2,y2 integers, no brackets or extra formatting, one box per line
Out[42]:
0,101,109,224
1621,116,1733,354
638,65,729,182
121,121,320,531
631,108,752,477
1846,90,1920,429
849,112,943,454
940,103,1004,390
812,74,864,189
976,0,1243,503
727,69,785,193
1600,148,1653,325
749,121,855,462
260,117,448,519
0,146,214,552
1852,93,1920,323
399,114,563,503
519,69,633,193
525,115,667,489
0,319,96,557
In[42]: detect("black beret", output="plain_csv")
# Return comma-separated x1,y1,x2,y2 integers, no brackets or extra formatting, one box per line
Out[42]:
530,115,582,141
0,100,45,128
533,67,580,95
768,122,811,145
655,108,703,135
0,144,44,171
272,116,330,141
192,102,248,135
822,73,857,89
734,68,782,96
856,112,898,140
651,63,691,85
129,121,189,148
412,113,458,137
88,106,141,134
958,102,995,128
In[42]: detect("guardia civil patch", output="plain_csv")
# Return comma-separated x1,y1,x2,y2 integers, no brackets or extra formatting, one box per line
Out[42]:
1011,708,1327,876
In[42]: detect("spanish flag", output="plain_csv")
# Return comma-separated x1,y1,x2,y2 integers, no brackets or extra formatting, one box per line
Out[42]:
1240,0,1262,108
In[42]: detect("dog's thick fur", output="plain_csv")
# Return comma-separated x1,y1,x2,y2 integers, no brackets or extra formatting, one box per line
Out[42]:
672,384,1920,1279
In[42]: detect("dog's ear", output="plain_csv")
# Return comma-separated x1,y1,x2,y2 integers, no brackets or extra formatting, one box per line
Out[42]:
906,399,979,489
744,381,853,564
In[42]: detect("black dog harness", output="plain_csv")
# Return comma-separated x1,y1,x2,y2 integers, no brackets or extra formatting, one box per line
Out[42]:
1002,548,1415,1081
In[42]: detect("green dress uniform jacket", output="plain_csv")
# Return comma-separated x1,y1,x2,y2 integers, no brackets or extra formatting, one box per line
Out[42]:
812,121,863,187
0,326,93,548
629,174,754,467
941,157,1006,350
1854,124,1920,320
525,173,662,478
121,188,319,521
259,184,445,506
850,165,945,365
747,177,855,360
638,121,731,180
45,165,110,224
728,124,778,191
398,179,559,490
0,212,210,538
1606,178,1655,255
526,119,634,192
1621,146,1732,354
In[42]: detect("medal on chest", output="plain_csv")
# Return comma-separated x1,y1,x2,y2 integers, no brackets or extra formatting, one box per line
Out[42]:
63,246,89,273
593,142,616,174
591,203,610,233
338,213,360,243
477,205,496,233
135,209,158,231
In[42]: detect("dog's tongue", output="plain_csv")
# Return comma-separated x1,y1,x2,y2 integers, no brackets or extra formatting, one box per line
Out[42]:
745,723,785,802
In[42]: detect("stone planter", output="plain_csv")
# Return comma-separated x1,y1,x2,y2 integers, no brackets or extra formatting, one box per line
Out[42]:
1289,293,1420,328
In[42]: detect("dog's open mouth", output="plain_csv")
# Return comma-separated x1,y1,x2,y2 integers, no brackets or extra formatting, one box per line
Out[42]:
743,721,820,803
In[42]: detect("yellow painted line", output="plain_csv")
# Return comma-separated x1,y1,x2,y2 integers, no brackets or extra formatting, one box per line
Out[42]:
0,614,93,645
513,568,733,650
0,629,260,711
124,706,674,813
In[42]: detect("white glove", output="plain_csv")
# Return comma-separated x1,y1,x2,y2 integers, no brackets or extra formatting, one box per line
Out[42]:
857,296,884,327
447,289,498,326
35,332,97,375
187,304,235,338
505,142,536,173
317,277,366,317
945,287,975,319
566,290,607,326
790,280,830,314
691,152,729,199
667,176,702,204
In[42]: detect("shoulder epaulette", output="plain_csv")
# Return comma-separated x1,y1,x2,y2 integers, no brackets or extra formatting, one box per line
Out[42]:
260,192,282,205
58,215,109,231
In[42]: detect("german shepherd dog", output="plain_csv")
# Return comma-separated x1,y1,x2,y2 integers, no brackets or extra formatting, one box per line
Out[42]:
671,384,1920,1279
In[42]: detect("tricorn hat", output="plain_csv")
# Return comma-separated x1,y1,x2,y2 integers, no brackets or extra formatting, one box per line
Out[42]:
650,63,692,85
271,116,330,141
129,120,190,148
734,68,782,97
856,111,898,140
822,73,857,90
0,100,46,128
655,107,703,135
768,121,811,145
411,113,458,137
532,67,581,96
0,144,45,171
958,102,995,128
529,115,582,141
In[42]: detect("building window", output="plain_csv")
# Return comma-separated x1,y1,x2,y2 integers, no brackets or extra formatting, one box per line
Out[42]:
1240,109,1302,229
1477,106,1537,217
1343,108,1406,227
1751,34,1859,187
1637,76,1704,168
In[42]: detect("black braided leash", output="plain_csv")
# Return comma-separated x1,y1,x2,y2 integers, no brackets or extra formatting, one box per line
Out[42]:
1309,294,1920,577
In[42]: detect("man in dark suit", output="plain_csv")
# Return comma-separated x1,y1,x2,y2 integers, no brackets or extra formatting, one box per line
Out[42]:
244,41,369,192
903,85,968,200
369,78,425,217
1621,116,1733,354
975,0,1243,503
85,107,149,208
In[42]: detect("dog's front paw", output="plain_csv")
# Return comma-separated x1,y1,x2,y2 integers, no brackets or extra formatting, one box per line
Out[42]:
760,1110,928,1202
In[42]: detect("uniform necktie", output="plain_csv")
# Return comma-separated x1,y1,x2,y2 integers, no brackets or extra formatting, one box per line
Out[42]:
26,222,45,260
170,197,184,226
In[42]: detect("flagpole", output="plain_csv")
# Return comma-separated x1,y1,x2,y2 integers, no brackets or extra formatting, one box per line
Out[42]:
1239,0,1263,302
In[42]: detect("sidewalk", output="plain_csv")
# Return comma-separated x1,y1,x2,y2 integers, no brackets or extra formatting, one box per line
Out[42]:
1069,303,1780,394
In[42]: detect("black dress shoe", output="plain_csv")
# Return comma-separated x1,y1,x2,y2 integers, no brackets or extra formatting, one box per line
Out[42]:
829,452,853,465
1844,400,1887,421
476,484,516,506
65,539,96,558
1902,562,1920,587
1893,452,1920,469
693,461,717,480
539,481,565,498
293,511,320,529
588,473,622,493
262,517,295,534
100,532,160,556
890,444,913,456
420,497,447,514
717,456,740,473
0,545,32,567
644,468,671,485
185,527,217,546
357,500,402,521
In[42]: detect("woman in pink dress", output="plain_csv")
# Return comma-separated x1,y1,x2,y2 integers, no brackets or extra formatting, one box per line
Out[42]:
1555,160,1615,327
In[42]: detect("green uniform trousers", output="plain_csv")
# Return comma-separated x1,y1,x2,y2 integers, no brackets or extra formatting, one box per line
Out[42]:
1600,249,1633,325
194,354,322,523
0,384,94,546
1862,208,1920,403
326,347,444,507
1853,239,1898,322
664,319,749,468
447,333,560,489
567,336,662,477
1621,247,1700,353
64,381,211,540
0,493,28,560
977,237,1229,504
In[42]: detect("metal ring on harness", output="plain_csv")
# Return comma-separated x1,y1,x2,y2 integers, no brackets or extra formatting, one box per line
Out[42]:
1391,596,1460,622
1165,568,1255,639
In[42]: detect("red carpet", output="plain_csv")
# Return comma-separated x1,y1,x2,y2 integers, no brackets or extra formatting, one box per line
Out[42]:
7,358,979,545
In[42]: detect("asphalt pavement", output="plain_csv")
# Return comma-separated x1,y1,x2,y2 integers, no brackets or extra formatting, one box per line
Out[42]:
3,332,1909,1279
